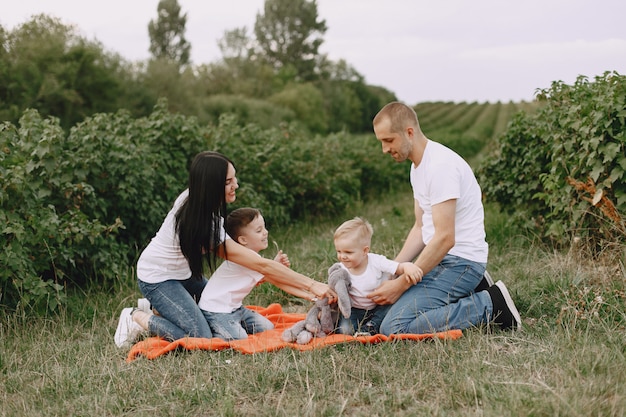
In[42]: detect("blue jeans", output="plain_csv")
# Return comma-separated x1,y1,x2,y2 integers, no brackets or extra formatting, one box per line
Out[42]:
202,306,274,341
379,255,493,335
337,305,391,335
138,277,213,341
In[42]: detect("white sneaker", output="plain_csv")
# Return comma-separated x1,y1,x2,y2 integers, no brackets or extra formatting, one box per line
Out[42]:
137,298,151,313
114,308,145,348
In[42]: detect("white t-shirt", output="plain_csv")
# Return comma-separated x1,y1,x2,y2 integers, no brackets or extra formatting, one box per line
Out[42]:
341,253,399,310
198,255,264,313
410,140,488,263
137,189,228,284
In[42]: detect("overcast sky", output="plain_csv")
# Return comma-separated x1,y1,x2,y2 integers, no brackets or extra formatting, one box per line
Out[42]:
2,0,625,104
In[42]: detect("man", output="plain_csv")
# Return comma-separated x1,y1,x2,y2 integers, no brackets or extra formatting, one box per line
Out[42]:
368,101,521,334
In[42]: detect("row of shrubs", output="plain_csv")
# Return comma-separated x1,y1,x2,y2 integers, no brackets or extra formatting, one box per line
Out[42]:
0,99,406,312
4,71,624,312
478,71,625,252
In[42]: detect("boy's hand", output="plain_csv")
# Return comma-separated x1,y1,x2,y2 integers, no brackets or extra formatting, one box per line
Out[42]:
274,250,291,268
402,263,424,285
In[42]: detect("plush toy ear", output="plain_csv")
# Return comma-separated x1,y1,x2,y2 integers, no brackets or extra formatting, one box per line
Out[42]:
327,262,343,279
328,263,352,319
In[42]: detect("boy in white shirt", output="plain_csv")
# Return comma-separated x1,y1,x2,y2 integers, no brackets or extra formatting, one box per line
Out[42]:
333,217,423,335
199,207,313,340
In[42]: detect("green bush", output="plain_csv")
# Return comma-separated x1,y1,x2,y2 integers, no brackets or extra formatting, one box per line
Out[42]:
0,111,125,312
1,101,411,312
208,115,399,224
478,71,626,248
0,100,210,311
67,99,207,247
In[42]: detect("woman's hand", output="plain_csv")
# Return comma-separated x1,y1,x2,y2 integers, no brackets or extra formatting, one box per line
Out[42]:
309,281,337,303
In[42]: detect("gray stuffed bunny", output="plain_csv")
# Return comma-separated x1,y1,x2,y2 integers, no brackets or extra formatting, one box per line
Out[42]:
282,263,352,344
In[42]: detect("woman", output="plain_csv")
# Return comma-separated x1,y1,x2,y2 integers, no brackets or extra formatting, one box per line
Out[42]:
114,151,335,347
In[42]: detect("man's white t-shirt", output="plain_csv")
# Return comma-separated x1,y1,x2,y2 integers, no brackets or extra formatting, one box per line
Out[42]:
410,140,488,263
340,253,399,310
198,256,264,313
137,189,229,284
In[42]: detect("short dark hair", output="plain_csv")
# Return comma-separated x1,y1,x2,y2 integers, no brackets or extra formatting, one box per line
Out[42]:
226,207,261,241
373,101,419,133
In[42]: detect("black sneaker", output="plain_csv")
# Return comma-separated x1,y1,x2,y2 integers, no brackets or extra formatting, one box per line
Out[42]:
487,281,522,331
474,270,495,292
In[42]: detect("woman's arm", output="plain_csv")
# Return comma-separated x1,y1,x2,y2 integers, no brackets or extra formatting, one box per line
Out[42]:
218,239,336,301
265,250,316,299
263,278,317,300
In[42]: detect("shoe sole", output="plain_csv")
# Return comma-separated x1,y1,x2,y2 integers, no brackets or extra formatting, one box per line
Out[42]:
483,270,494,287
137,298,151,313
495,281,522,331
474,270,495,292
114,307,133,347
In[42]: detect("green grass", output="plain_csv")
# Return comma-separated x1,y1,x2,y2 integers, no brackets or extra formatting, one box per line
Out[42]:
2,192,625,416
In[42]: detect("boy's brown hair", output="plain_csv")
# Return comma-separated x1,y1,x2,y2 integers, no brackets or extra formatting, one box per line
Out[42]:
226,207,261,241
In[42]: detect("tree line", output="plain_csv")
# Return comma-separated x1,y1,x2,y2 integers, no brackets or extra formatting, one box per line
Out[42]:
0,0,396,134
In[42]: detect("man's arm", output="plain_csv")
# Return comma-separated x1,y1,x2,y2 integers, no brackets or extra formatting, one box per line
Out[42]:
367,199,424,305
411,198,456,275
395,199,426,263
368,198,457,305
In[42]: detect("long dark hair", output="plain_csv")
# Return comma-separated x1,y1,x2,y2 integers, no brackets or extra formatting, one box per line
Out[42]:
176,151,234,278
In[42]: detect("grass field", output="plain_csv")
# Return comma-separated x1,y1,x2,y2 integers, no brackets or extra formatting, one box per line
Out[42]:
2,191,625,416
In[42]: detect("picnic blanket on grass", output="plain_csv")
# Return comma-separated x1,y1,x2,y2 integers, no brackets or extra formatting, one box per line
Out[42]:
126,303,463,361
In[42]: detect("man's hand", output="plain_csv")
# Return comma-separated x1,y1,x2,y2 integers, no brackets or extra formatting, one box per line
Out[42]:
367,278,410,305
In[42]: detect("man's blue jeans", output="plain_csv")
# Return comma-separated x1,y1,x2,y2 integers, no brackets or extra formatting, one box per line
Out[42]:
379,255,493,335
138,277,212,341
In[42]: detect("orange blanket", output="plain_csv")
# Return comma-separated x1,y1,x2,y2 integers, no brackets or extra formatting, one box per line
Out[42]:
126,303,463,362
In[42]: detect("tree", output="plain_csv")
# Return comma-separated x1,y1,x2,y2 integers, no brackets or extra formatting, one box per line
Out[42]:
141,59,199,115
204,27,276,98
254,0,327,82
148,0,191,66
269,82,327,133
218,27,256,62
0,15,129,130
0,25,11,118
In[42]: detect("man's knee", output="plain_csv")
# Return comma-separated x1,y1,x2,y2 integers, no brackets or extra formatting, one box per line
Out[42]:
379,316,406,335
